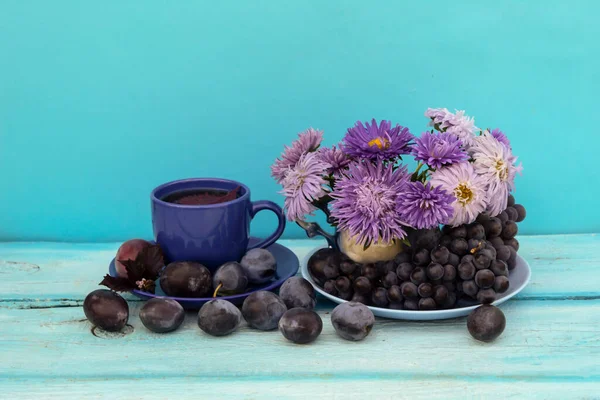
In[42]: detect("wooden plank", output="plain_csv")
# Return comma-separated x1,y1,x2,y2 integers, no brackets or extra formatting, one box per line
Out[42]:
0,235,598,308
1,299,599,381
1,377,599,400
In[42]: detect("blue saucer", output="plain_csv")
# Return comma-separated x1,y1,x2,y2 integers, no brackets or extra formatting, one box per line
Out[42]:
108,238,299,309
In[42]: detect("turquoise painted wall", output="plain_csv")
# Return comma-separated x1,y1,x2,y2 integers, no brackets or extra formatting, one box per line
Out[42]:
1,1,598,242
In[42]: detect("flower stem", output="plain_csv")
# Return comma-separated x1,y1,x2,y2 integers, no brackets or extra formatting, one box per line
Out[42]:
411,162,424,181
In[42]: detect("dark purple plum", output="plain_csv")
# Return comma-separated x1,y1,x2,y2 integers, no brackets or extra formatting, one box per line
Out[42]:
467,304,506,342
462,280,479,298
507,247,518,270
240,248,277,284
331,302,375,341
498,211,509,223
160,262,212,298
307,248,341,285
440,235,453,248
458,261,476,280
494,276,510,293
502,221,518,240
353,276,372,294
339,259,358,276
490,260,509,277
404,299,418,310
475,269,496,289
382,271,398,288
443,264,457,281
426,263,445,281
361,264,380,280
242,291,287,331
447,253,460,267
418,297,436,310
418,283,433,298
351,292,370,305
450,238,469,256
514,204,526,222
433,285,449,305
504,238,520,251
378,260,397,276
83,289,129,332
410,267,428,285
413,248,431,266
212,262,248,296
387,285,403,303
140,298,184,333
279,277,316,310
323,280,338,296
477,288,497,304
198,299,242,336
505,207,519,222
396,262,414,281
401,282,418,298
450,225,467,239
371,287,389,307
431,246,450,265
507,194,515,207
278,308,323,344
335,276,352,293
485,217,503,238
489,236,505,249
467,223,486,240
394,251,412,264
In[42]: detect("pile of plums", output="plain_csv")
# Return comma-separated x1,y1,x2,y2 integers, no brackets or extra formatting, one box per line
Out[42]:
84,276,376,344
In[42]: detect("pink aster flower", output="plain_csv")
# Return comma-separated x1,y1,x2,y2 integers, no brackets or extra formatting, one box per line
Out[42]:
317,144,352,178
271,128,323,182
280,152,331,222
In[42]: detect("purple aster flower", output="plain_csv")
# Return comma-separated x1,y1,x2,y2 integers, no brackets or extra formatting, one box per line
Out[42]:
398,182,454,229
411,132,468,169
271,128,323,182
425,108,478,147
317,144,352,178
330,161,410,245
280,152,331,222
342,119,413,161
490,128,511,148
469,132,523,216
429,162,488,227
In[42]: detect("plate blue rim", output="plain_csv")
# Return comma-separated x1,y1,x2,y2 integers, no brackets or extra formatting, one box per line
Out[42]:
301,245,532,320
108,238,299,308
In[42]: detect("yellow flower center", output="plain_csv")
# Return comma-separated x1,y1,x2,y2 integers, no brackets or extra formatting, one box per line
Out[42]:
454,182,474,205
368,136,391,150
495,159,508,181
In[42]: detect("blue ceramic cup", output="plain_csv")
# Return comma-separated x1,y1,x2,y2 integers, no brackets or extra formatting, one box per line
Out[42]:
151,178,286,269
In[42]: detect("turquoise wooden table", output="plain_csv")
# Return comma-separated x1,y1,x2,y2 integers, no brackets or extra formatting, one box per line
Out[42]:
1,235,599,399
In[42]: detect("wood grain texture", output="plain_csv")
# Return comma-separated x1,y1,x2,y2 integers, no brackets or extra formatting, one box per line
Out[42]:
0,235,599,399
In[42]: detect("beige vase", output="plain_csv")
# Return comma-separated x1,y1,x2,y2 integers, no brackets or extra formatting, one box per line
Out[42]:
337,229,404,264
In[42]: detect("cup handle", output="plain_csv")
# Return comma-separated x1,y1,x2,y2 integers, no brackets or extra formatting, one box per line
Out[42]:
248,200,286,250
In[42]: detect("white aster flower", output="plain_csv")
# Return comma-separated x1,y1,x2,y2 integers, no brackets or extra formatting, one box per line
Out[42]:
430,162,488,226
425,108,479,147
469,132,523,216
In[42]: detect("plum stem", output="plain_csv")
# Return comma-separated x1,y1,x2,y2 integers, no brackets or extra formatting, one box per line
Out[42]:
213,282,223,298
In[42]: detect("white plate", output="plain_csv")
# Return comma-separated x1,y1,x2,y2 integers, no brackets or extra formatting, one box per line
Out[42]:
301,246,531,320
